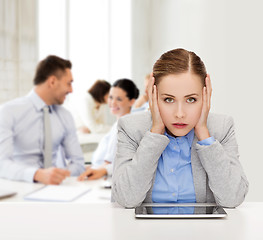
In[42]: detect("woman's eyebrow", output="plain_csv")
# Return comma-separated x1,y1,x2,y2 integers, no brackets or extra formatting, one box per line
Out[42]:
184,93,199,97
161,93,199,97
161,93,175,97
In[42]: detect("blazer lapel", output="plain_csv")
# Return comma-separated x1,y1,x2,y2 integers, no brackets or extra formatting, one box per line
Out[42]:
191,136,207,202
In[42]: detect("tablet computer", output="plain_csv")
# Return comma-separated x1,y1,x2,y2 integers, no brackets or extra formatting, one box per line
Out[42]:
135,204,227,218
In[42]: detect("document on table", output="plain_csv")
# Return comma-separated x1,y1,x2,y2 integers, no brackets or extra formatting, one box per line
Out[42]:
24,185,91,202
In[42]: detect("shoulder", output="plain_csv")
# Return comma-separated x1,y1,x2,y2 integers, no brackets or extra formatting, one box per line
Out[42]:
82,93,96,111
118,111,151,128
0,95,29,109
85,93,95,104
118,111,152,138
0,96,32,118
207,112,235,140
207,112,234,127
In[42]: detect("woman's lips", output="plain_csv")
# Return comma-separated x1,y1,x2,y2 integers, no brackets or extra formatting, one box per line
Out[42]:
110,107,119,112
172,123,188,129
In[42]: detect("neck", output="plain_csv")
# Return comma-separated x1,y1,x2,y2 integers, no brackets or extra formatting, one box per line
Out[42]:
116,109,131,120
34,85,53,105
94,101,101,109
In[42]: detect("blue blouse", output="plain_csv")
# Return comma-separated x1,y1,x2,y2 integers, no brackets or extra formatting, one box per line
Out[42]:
152,129,215,203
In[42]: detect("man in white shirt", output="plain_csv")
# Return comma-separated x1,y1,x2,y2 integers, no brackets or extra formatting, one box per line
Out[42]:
0,55,85,184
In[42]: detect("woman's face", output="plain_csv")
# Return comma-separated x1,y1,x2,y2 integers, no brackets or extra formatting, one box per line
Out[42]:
108,87,135,118
157,72,203,137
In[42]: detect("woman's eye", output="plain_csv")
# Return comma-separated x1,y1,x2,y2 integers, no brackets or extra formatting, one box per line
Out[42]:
164,98,174,103
187,97,196,103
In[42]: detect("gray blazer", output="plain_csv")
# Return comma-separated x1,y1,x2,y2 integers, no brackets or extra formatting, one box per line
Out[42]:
112,111,249,208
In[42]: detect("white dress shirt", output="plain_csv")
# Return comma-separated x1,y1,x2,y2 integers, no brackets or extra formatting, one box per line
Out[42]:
0,89,85,182
91,122,117,176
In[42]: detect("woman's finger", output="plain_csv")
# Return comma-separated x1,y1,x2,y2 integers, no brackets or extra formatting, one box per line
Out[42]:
203,86,207,112
152,84,157,110
147,74,154,106
77,168,92,181
206,74,212,110
146,78,151,98
78,172,88,181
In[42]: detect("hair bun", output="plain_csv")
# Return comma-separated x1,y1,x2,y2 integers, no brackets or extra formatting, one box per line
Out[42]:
134,87,139,99
112,78,139,100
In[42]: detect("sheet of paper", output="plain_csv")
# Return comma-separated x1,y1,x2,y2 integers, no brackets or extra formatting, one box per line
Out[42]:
24,185,91,202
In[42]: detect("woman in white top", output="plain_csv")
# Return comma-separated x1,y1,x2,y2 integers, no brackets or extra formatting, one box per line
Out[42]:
78,80,111,133
78,79,139,180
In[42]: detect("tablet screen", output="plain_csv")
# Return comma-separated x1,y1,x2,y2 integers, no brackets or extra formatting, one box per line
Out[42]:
135,205,227,218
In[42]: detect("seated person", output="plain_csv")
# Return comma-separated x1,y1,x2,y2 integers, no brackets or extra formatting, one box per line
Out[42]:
112,48,249,208
132,73,150,112
78,79,139,180
76,79,112,134
0,55,85,185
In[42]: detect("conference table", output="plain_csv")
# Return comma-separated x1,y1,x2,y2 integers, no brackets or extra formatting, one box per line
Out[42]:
0,177,262,240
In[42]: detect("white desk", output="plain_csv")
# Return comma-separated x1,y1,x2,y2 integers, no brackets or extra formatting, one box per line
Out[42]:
0,177,111,203
0,178,262,240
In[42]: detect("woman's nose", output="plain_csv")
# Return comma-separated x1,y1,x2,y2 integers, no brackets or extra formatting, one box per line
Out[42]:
111,99,117,106
175,103,185,119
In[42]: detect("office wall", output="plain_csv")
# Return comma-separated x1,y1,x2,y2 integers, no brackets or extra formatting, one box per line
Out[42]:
132,0,263,201
131,0,151,91
0,0,38,104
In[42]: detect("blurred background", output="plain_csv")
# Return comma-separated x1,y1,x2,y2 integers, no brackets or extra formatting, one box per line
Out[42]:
0,0,263,201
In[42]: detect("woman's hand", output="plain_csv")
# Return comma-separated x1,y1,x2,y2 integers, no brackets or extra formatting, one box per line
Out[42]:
78,166,107,181
194,74,212,141
134,94,148,108
80,126,91,134
147,75,165,135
